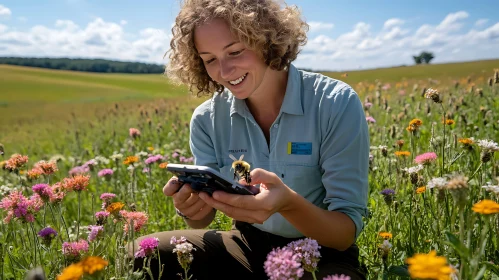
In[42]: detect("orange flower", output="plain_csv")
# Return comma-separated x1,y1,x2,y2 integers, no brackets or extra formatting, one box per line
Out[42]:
409,119,423,127
443,119,455,125
80,256,108,275
406,125,416,132
379,232,392,239
27,168,44,180
416,186,426,194
472,200,499,215
57,263,84,280
395,151,411,157
106,202,125,214
458,138,474,145
159,162,168,169
123,156,139,165
147,147,155,151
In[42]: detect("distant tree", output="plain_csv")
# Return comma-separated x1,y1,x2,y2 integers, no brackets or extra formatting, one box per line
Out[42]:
413,51,435,65
413,55,423,65
420,51,435,64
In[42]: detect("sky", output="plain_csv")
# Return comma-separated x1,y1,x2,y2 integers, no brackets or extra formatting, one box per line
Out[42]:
0,0,498,71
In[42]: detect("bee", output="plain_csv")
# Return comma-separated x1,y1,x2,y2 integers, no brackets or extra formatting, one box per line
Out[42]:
229,154,251,184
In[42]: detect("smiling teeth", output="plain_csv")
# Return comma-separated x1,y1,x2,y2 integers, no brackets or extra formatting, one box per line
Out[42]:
229,73,247,85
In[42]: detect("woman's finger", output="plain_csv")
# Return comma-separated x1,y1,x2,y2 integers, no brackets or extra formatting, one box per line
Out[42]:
172,183,194,205
163,177,183,196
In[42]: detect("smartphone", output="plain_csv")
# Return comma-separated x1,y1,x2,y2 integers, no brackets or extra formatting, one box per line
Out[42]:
166,163,259,195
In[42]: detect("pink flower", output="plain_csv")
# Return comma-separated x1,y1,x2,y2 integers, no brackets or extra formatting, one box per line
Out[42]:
286,238,321,273
49,182,66,204
135,237,159,258
87,225,104,242
129,128,141,138
69,165,90,176
95,211,110,225
414,152,437,165
264,247,304,280
97,169,114,177
33,160,58,175
145,155,163,165
0,191,41,223
62,239,89,260
99,193,116,201
366,116,376,123
120,210,148,233
323,274,351,280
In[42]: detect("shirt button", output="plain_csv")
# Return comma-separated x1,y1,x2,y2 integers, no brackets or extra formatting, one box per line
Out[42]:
273,124,279,128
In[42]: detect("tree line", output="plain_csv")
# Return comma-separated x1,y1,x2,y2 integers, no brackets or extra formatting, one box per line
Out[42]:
0,57,165,74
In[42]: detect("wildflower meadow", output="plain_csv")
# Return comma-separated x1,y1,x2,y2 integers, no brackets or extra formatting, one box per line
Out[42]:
1,65,499,279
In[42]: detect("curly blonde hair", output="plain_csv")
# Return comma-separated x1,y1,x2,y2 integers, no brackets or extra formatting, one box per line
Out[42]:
166,0,309,96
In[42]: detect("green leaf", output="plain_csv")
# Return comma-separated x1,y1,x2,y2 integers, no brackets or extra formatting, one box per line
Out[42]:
481,262,499,276
387,265,410,278
473,265,487,280
445,231,471,259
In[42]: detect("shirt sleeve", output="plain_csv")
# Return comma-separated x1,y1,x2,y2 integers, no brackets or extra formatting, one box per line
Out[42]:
319,85,369,240
189,103,220,171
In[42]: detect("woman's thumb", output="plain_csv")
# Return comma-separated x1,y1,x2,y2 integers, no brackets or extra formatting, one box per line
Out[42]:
247,168,279,186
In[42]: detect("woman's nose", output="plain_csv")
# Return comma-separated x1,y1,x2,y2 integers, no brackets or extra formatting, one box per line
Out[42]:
219,59,235,80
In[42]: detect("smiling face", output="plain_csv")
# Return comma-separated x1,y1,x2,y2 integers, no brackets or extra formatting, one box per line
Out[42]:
194,18,269,100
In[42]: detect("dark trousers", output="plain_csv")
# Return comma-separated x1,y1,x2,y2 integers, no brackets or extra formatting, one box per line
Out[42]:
129,221,366,280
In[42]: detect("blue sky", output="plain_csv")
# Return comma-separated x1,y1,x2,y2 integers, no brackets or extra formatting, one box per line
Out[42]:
0,0,498,71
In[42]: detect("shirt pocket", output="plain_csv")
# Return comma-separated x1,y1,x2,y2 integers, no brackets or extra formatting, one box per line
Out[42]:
283,164,324,200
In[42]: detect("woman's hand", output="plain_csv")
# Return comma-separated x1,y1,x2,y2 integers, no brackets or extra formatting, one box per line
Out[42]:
163,177,214,220
198,168,295,224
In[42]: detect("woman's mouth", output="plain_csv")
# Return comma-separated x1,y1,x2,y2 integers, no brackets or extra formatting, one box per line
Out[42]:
229,73,248,86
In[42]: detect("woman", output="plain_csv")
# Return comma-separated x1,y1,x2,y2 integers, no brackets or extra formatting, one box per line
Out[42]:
130,0,369,279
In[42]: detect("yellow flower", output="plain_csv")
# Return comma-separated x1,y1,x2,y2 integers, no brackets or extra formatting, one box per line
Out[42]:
57,263,84,280
472,200,499,215
416,186,426,194
106,202,125,214
147,146,155,151
395,151,411,157
409,119,423,127
159,162,168,169
379,232,392,239
123,156,139,165
406,125,416,132
80,256,108,275
406,250,453,280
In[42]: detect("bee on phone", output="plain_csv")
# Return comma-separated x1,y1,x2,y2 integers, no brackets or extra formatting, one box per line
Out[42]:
229,154,252,184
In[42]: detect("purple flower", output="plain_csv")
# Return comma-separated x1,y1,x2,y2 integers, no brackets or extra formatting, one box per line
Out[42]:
286,238,321,273
364,102,373,110
180,156,194,163
87,225,104,242
380,188,395,196
32,184,52,201
135,237,159,258
38,227,57,246
172,152,179,158
264,247,304,280
142,167,150,173
97,169,114,178
145,155,163,165
69,165,90,176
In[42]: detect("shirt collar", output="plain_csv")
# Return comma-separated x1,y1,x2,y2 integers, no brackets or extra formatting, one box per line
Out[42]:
229,63,304,117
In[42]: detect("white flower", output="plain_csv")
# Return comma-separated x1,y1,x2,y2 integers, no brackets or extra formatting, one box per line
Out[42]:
379,239,392,252
427,177,448,189
482,184,499,194
94,156,110,165
110,153,123,160
403,165,424,174
477,139,499,152
135,151,148,157
173,242,195,254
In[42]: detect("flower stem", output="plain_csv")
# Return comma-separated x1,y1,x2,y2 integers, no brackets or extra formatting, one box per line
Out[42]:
76,191,81,240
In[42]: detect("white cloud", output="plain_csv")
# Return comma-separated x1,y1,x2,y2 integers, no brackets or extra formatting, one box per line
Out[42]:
384,18,404,30
475,18,488,27
0,4,12,19
0,11,498,71
307,21,334,32
436,11,469,32
120,20,127,25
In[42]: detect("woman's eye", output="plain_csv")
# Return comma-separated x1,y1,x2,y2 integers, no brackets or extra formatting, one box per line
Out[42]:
205,58,215,64
230,49,245,56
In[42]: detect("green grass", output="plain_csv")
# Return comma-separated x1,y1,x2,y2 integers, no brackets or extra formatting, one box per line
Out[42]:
323,59,499,85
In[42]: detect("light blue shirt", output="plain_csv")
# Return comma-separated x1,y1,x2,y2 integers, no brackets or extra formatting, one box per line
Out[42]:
189,64,369,239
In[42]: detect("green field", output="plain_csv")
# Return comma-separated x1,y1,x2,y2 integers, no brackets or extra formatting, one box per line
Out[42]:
1,60,499,279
